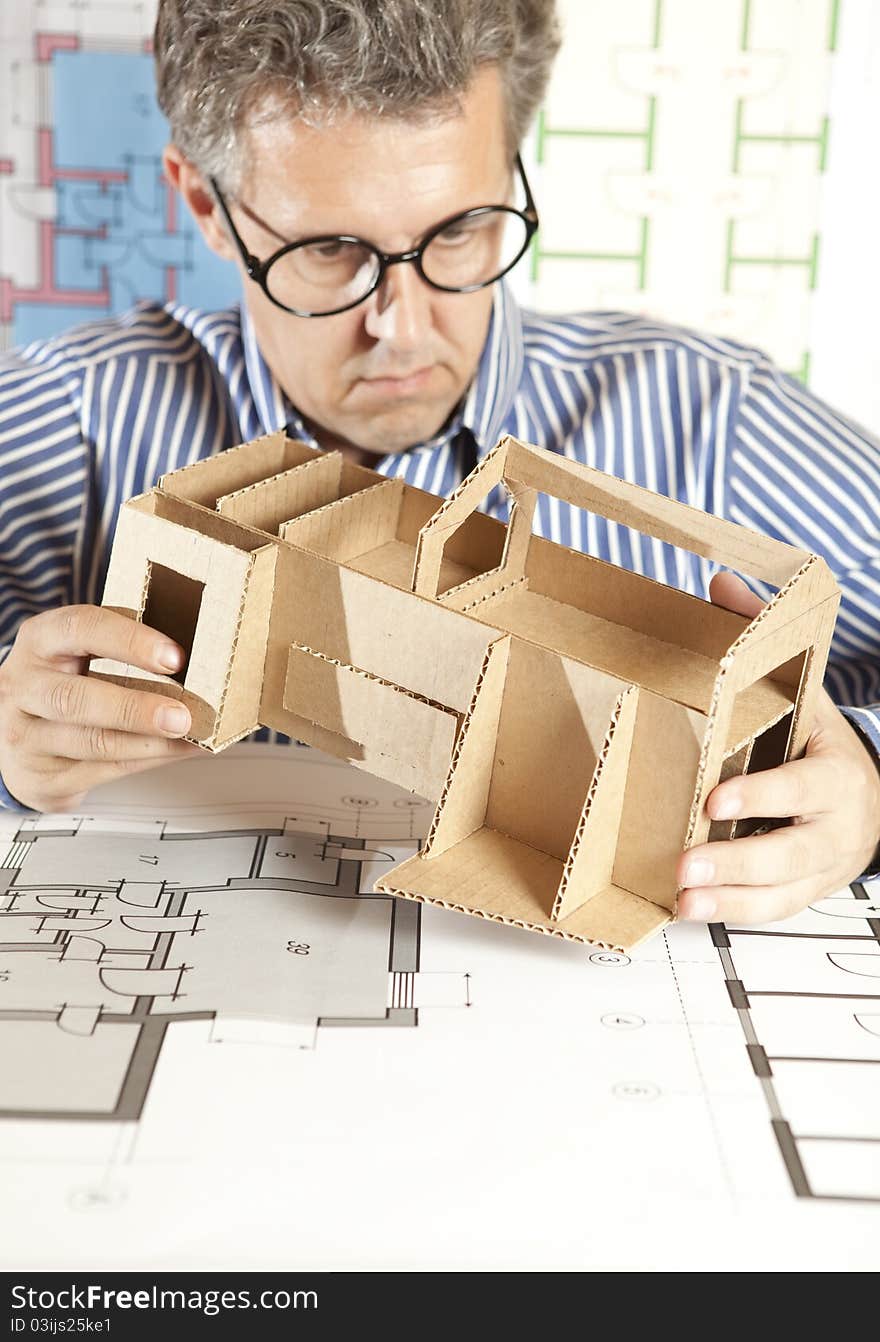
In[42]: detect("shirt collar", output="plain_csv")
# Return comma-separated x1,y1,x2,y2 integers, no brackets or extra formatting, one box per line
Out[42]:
458,279,524,453
240,304,305,443
239,279,524,464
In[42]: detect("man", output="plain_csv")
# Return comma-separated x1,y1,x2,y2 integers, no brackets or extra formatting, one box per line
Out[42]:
0,0,878,929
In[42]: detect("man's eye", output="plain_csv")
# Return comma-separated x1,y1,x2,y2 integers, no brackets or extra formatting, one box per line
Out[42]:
436,225,476,247
302,241,347,261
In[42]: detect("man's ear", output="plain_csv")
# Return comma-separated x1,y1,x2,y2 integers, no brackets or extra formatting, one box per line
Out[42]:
162,144,237,262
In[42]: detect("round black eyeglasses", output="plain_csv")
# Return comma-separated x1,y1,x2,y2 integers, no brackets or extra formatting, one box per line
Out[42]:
210,155,539,318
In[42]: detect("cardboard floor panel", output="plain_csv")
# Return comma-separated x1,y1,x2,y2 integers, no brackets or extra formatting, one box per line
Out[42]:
380,827,670,950
347,538,476,594
725,684,794,753
469,586,720,711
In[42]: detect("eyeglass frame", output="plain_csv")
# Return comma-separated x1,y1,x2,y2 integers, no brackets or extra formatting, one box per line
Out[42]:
210,153,539,318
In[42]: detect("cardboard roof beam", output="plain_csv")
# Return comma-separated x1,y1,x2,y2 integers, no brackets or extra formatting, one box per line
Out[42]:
93,433,840,951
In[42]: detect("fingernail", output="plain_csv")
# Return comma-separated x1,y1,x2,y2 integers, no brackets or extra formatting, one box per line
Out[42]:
713,793,741,821
680,892,718,922
157,705,191,735
683,859,714,886
157,643,183,672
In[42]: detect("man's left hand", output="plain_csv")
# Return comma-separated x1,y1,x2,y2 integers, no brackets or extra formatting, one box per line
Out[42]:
676,571,880,925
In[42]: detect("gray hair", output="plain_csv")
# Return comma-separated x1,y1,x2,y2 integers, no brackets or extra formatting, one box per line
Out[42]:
154,0,561,189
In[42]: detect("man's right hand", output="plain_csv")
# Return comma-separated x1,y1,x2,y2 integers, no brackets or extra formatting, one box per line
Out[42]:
0,605,201,813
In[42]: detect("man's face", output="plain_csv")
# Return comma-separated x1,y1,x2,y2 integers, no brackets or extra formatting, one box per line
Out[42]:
208,67,511,458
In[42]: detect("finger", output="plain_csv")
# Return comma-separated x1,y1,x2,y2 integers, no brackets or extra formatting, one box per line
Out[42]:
708,571,765,618
707,753,832,822
678,820,833,891
23,718,203,763
20,671,192,738
21,605,185,675
677,879,819,927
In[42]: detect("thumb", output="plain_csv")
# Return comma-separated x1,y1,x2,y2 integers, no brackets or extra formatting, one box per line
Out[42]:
709,570,765,619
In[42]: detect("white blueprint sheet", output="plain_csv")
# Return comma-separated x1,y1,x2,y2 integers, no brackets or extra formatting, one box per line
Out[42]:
1,744,878,1271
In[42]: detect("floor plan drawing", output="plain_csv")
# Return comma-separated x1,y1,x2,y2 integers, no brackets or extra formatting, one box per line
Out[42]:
715,883,880,1202
0,746,465,1122
1,743,878,1273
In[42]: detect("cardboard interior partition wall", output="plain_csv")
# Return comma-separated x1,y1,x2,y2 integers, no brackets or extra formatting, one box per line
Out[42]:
92,430,840,951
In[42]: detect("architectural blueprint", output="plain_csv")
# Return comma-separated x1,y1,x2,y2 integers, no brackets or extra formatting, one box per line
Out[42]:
1,742,878,1272
0,744,442,1121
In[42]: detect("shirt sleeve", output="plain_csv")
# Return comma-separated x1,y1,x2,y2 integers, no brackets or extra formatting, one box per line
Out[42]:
0,338,87,812
726,354,880,871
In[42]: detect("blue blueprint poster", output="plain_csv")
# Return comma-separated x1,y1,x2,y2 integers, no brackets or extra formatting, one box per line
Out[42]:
0,22,239,349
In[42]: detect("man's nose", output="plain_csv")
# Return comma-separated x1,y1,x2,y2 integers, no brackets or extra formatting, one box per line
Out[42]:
362,260,433,350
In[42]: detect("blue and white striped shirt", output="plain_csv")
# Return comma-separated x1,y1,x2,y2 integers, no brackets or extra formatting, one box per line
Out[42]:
1,282,878,812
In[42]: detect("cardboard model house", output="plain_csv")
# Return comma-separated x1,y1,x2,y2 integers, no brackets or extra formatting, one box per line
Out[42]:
92,430,839,951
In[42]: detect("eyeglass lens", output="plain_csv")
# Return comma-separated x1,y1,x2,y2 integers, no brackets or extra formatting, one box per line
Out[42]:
263,208,531,315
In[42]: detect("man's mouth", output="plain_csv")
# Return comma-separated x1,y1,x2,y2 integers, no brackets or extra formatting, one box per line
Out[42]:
357,366,435,397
